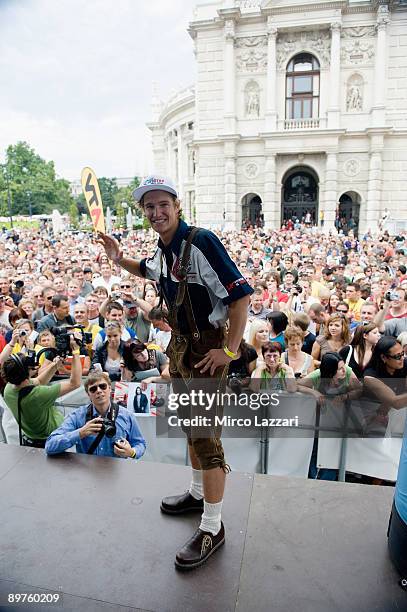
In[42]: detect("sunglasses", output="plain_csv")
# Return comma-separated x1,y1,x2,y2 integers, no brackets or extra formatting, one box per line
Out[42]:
120,284,132,289
88,382,108,393
336,310,348,314
385,352,404,361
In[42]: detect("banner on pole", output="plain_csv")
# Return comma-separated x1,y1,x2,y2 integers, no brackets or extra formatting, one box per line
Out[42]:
80,167,106,233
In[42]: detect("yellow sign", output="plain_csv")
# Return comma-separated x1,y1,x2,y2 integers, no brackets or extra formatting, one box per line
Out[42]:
80,167,106,233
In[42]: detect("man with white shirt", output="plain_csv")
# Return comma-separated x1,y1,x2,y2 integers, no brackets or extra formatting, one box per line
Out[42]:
92,262,121,293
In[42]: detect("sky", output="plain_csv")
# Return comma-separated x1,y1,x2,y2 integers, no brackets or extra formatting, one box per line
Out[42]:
0,0,196,182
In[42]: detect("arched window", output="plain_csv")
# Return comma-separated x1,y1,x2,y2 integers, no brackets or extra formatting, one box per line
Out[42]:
286,53,320,120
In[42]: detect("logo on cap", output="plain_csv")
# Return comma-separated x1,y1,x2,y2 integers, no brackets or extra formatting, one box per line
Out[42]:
144,177,165,186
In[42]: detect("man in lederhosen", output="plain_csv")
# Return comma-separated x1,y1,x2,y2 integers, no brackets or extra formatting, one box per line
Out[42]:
98,175,252,570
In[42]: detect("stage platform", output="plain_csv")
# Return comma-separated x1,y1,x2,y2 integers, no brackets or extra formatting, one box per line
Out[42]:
0,444,404,612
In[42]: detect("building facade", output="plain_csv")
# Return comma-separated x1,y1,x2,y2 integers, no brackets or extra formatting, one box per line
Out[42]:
148,0,407,234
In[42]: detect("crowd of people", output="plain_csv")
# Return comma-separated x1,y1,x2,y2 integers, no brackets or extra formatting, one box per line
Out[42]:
0,222,406,473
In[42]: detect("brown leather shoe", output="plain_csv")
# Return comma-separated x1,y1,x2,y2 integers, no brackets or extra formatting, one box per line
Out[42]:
160,491,204,515
175,522,225,570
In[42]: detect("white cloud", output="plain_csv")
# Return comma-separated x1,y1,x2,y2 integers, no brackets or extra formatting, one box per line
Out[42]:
0,0,195,179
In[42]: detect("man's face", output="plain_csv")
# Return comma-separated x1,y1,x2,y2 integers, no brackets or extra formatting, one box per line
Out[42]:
360,304,376,321
68,282,80,299
74,304,88,323
0,278,9,294
309,309,324,324
54,299,69,320
108,308,124,323
251,294,263,311
284,273,294,288
345,286,357,301
101,263,111,277
392,290,406,309
73,271,84,283
53,277,65,292
85,295,99,313
143,191,180,240
43,288,56,307
284,259,292,270
87,377,111,411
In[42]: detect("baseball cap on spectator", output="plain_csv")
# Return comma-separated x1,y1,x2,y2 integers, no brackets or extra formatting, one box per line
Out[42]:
133,175,178,202
83,267,93,273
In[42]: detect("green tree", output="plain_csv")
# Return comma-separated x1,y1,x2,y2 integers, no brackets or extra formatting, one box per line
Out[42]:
98,177,118,210
1,141,74,215
69,201,79,228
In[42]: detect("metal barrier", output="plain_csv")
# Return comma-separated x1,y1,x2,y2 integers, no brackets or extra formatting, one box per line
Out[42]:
1,387,405,481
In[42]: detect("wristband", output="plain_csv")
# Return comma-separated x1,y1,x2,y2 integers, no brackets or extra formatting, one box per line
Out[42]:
130,448,137,459
72,350,80,356
223,345,238,360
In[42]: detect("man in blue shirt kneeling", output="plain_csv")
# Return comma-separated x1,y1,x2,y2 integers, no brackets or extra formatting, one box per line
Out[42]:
45,372,146,460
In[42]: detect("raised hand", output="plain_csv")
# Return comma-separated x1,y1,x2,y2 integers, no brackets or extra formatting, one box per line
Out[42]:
97,233,123,263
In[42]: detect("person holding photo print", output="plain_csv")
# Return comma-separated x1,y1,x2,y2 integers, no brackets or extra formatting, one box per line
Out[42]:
98,174,252,571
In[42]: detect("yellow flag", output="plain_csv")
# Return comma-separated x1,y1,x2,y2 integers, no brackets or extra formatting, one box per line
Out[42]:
80,167,106,233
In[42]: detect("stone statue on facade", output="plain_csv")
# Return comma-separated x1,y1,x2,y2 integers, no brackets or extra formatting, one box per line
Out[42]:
347,85,362,111
246,90,260,117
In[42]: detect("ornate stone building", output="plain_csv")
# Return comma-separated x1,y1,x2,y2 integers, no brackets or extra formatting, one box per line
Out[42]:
148,0,407,233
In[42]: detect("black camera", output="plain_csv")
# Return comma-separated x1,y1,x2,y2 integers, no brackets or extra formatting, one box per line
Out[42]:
50,325,92,357
227,374,243,395
100,415,116,438
292,285,303,296
14,280,24,289
24,349,37,369
385,291,399,302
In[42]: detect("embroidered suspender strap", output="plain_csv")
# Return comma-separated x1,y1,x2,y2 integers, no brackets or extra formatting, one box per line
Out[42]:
175,227,200,308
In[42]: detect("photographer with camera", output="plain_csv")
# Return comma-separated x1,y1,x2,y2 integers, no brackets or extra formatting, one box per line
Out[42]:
0,319,36,365
45,372,146,459
2,335,82,447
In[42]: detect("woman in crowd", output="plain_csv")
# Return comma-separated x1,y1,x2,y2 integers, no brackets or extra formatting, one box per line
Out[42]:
282,326,314,378
267,311,289,349
142,283,159,307
311,313,351,366
251,341,296,392
339,322,381,379
0,319,36,365
363,336,407,406
327,293,340,315
121,339,169,383
91,321,124,381
4,307,29,343
247,318,271,363
94,286,109,304
298,352,362,480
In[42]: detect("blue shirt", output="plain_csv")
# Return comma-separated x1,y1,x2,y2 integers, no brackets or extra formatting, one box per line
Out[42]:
395,416,407,523
45,404,146,459
140,220,253,334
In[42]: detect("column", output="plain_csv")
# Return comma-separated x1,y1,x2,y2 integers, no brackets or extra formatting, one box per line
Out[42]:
372,5,390,127
366,151,383,235
224,141,237,230
324,152,338,232
223,19,236,134
166,136,171,177
327,22,341,129
177,126,184,201
263,153,277,229
265,18,277,132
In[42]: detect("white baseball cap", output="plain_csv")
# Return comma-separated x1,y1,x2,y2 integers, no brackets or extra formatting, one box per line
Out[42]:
133,175,178,202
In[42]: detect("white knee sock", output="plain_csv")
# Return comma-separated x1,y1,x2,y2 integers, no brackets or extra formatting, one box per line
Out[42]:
199,500,223,535
189,468,204,500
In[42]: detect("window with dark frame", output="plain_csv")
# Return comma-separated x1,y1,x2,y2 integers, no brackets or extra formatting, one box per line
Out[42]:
286,53,320,120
